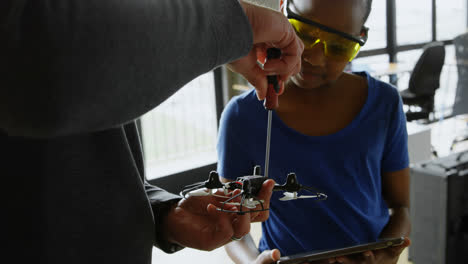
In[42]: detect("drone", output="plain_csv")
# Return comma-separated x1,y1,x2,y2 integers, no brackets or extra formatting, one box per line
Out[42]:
180,165,327,215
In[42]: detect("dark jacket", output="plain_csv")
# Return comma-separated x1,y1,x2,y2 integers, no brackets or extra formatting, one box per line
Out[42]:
1,1,252,263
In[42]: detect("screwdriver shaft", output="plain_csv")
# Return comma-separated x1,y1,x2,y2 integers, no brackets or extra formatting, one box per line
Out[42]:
264,109,273,178
263,48,281,179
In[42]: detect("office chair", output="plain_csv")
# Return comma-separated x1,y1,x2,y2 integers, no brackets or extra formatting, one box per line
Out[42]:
400,42,446,122
452,32,468,116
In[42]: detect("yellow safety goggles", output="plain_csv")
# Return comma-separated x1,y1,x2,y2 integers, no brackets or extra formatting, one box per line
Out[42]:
287,6,368,62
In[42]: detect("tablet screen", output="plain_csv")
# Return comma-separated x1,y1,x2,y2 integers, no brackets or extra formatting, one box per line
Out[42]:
277,237,404,264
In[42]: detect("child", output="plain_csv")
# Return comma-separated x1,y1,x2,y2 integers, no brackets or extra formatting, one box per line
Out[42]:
217,0,411,263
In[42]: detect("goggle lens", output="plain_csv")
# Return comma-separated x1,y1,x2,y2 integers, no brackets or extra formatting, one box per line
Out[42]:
289,19,362,62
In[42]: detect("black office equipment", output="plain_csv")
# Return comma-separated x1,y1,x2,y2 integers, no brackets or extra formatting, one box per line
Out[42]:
409,150,468,263
400,42,446,122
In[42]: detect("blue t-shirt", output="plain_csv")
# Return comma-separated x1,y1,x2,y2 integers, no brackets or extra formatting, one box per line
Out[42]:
216,72,409,256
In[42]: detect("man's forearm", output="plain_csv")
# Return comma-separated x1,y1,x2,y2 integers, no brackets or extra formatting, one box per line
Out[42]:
1,0,252,138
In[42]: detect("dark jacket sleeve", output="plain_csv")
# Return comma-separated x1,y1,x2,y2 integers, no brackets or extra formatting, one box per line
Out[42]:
145,183,184,253
124,121,184,253
0,0,252,138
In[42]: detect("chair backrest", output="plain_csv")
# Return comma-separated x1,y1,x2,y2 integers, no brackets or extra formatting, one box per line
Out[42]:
454,32,468,60
452,32,468,116
408,42,446,96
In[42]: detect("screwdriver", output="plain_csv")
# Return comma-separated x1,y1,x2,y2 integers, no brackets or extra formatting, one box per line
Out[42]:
263,48,282,179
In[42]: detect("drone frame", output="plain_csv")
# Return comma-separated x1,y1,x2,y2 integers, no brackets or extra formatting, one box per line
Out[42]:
180,165,327,215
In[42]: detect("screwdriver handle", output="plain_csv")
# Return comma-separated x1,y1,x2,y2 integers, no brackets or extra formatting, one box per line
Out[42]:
264,48,282,110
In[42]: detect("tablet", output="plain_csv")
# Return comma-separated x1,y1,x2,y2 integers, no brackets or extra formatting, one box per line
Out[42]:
277,237,405,264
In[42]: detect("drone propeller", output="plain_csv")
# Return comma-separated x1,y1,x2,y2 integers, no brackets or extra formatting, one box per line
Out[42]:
274,173,328,201
225,198,264,209
279,192,320,201
225,202,256,209
185,188,232,198
186,188,212,197
180,171,226,198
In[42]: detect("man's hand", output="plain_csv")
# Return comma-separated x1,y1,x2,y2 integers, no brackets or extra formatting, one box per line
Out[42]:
161,181,275,251
330,237,411,264
161,191,248,251
228,1,303,101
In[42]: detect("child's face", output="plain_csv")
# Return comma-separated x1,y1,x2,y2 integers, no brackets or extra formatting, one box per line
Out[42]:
288,0,367,90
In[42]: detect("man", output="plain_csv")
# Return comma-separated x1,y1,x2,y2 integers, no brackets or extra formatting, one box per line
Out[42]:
1,0,303,263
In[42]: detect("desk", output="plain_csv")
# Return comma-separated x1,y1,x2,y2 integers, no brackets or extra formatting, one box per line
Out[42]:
446,58,468,67
407,114,468,157
429,114,468,157
351,57,466,79
406,114,468,164
371,62,414,78
350,62,414,78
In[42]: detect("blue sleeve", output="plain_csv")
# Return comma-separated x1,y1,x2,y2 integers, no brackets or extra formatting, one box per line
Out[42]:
381,91,410,172
216,99,253,180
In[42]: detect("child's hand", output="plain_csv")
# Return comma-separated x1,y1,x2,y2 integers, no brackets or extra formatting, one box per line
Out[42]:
329,237,411,264
248,179,276,223
253,249,281,264
366,237,410,264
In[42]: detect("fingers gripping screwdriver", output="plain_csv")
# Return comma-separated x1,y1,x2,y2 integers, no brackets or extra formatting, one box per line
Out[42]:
263,48,281,178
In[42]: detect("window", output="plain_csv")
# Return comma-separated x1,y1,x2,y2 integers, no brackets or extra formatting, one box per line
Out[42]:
362,0,387,51
396,0,432,45
436,0,467,41
141,72,218,179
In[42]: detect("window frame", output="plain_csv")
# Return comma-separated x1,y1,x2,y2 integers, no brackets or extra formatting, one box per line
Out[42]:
358,0,462,61
146,67,226,189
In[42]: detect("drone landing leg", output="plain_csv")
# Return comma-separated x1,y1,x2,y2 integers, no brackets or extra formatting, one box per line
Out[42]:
221,191,244,212
238,195,246,215
252,196,265,211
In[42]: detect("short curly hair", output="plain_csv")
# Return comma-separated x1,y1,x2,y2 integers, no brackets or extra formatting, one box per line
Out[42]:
289,0,373,24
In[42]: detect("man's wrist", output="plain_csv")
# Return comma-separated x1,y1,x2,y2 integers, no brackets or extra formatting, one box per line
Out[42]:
153,198,184,253
160,200,179,244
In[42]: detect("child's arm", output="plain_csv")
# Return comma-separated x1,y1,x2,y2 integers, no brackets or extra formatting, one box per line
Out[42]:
334,168,411,264
380,167,411,238
225,234,281,264
225,233,260,263
363,168,411,264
